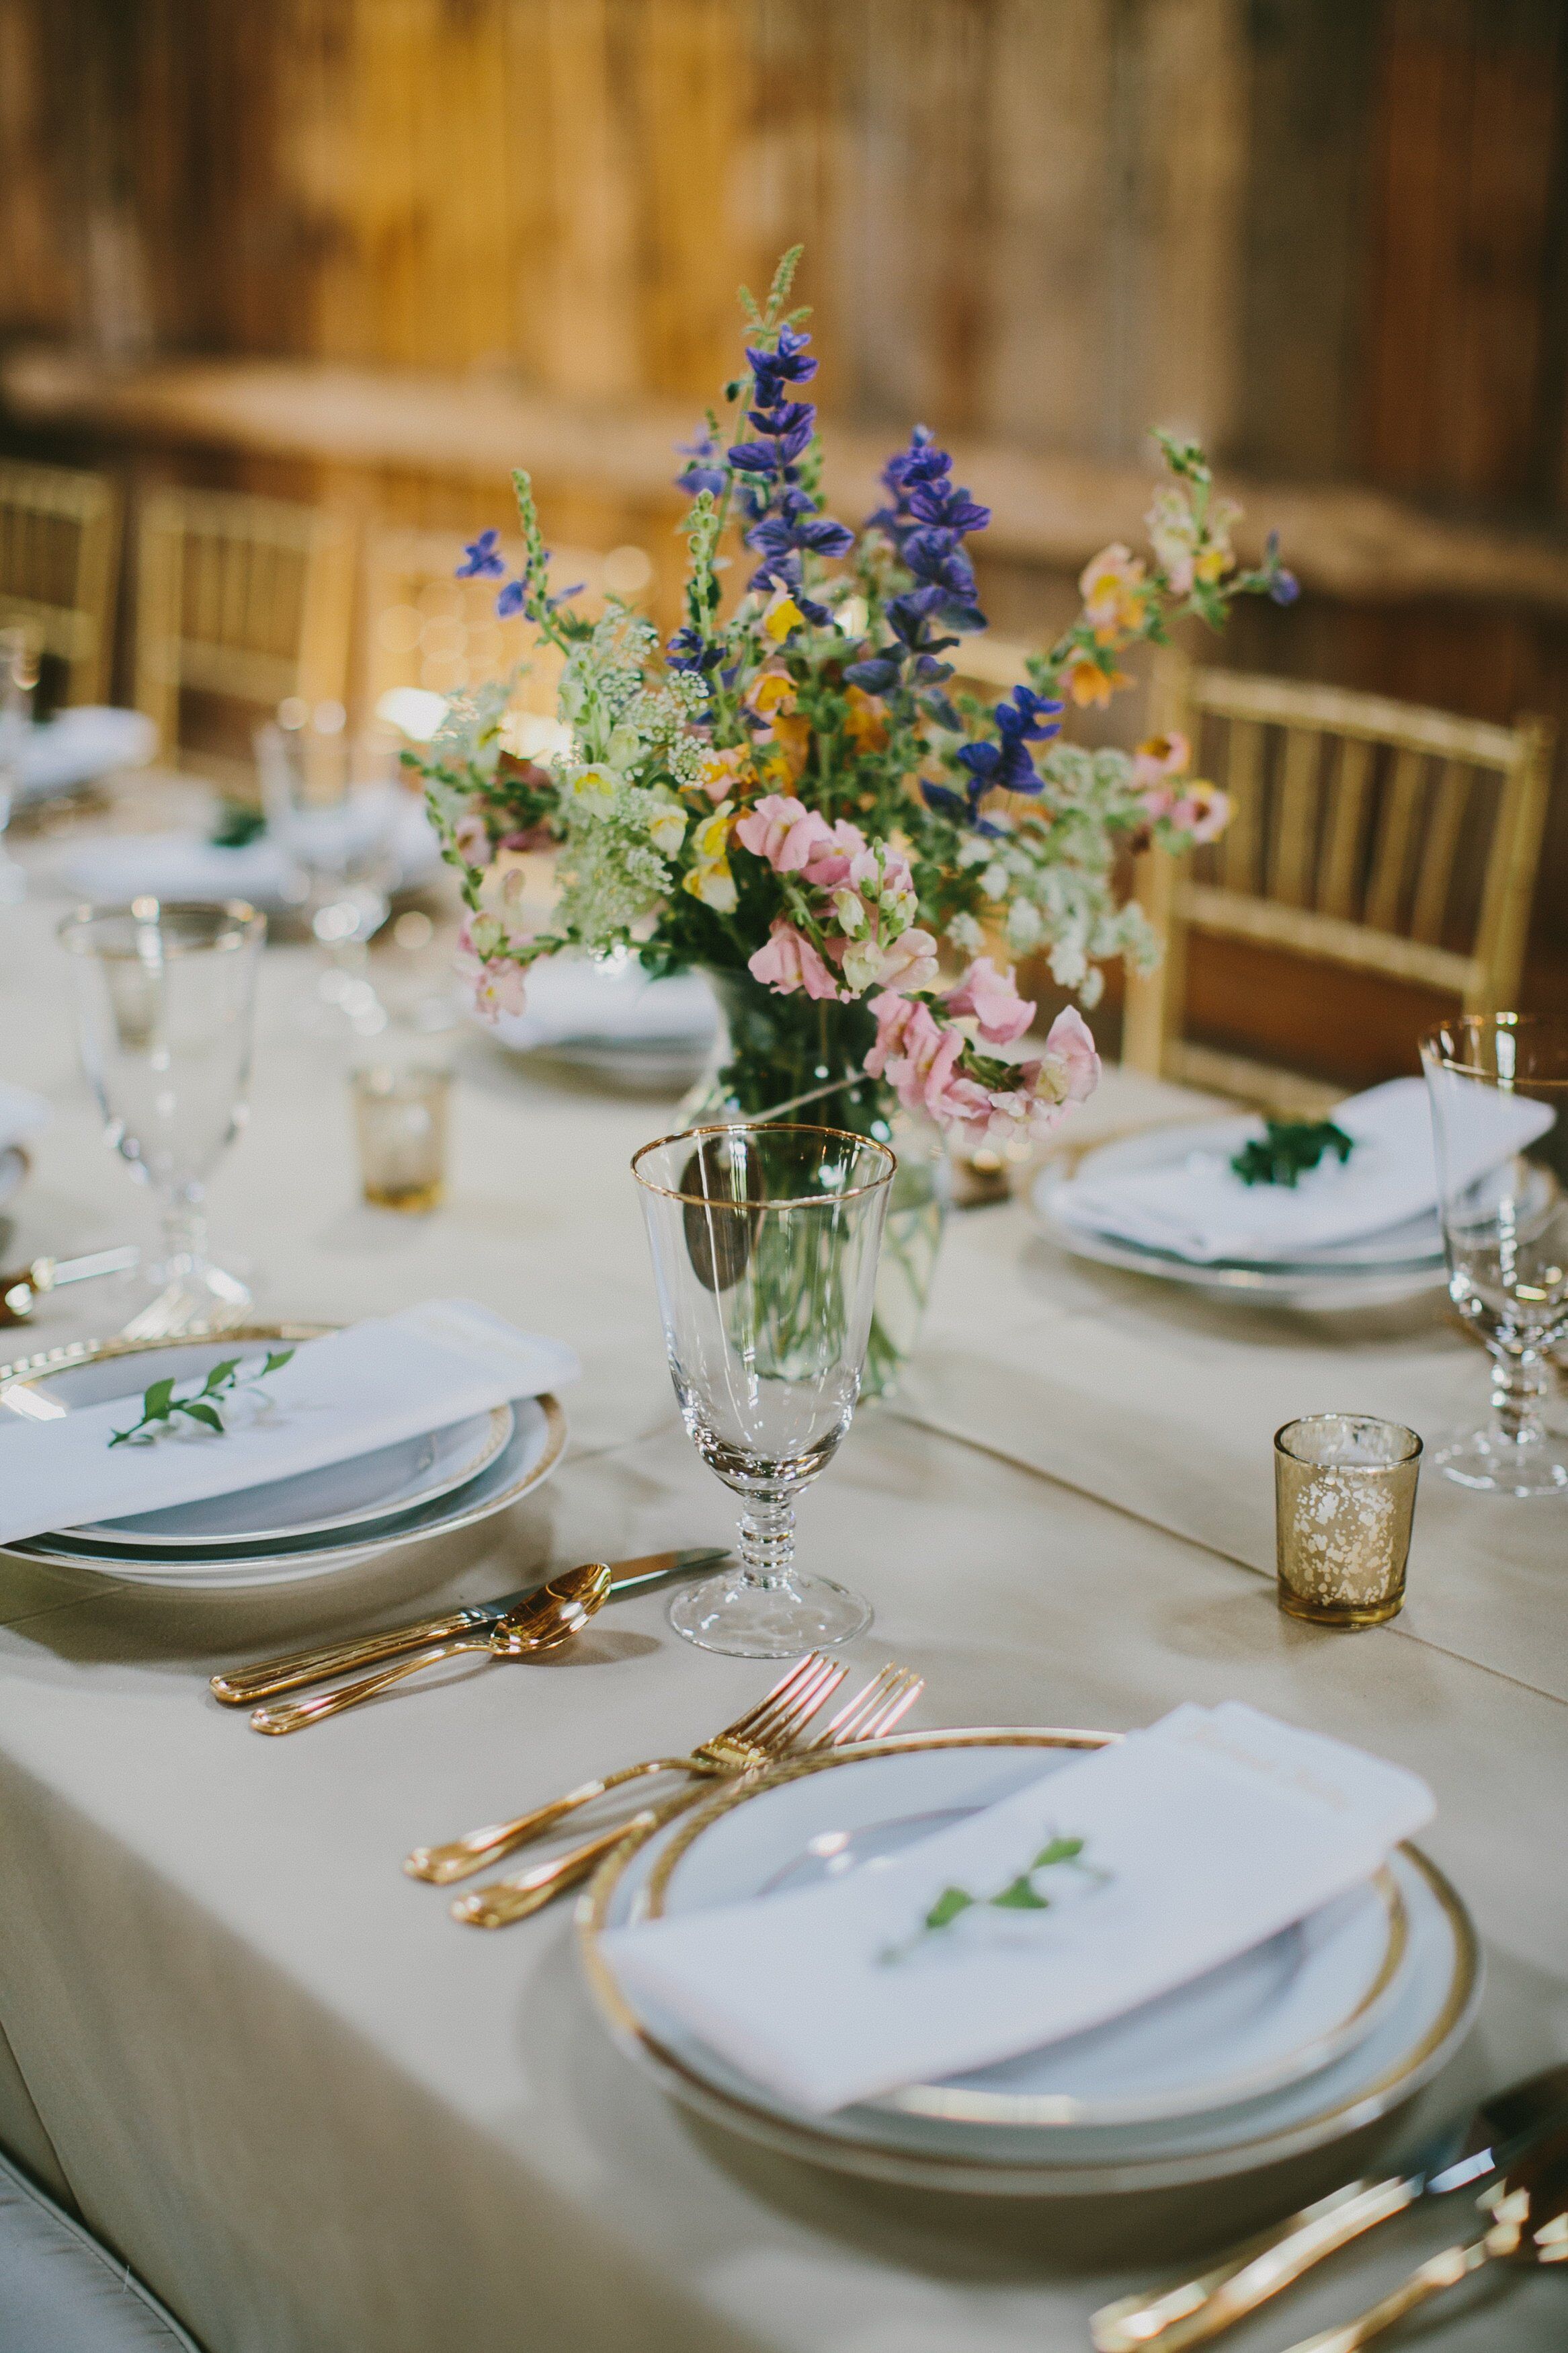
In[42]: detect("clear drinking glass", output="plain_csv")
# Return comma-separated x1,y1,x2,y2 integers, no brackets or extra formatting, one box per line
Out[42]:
0,623,38,905
256,703,397,1037
58,900,265,1327
1421,1013,1568,1495
632,1122,896,1658
1274,1414,1421,1626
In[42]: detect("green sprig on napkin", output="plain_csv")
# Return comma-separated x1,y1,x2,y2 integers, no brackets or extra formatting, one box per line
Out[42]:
108,1350,294,1449
1231,1119,1354,1189
881,1832,1108,1962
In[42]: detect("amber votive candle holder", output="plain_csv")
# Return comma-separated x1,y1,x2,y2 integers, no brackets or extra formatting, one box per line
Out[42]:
1274,1414,1421,1627
351,1065,450,1213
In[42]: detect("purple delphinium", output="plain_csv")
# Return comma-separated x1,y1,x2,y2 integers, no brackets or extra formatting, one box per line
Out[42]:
847,428,991,701
724,324,853,623
675,427,728,500
456,528,506,580
922,682,1063,830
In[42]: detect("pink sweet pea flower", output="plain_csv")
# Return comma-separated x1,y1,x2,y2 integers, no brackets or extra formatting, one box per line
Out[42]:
799,818,868,891
943,955,1036,1047
452,811,491,864
748,919,845,1001
1032,1004,1100,1107
734,794,836,875
1165,781,1231,844
457,924,528,1023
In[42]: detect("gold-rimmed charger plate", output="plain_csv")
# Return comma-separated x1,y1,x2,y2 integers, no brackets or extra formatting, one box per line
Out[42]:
579,1729,1481,2198
0,1326,567,1589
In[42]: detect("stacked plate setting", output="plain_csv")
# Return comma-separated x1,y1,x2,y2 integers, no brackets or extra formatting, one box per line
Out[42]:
1032,1118,1450,1310
1,1334,565,1590
581,1734,1481,2196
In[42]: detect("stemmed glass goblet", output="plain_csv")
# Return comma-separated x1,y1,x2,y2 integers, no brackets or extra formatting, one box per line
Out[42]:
1421,1013,1568,1494
633,1122,896,1657
58,899,265,1331
256,703,397,1038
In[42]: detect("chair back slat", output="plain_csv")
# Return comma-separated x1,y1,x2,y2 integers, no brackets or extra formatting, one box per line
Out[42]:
1409,759,1470,945
1122,649,1555,1105
0,459,122,703
1268,727,1321,908
1364,746,1426,932
1219,717,1262,892
1317,735,1374,919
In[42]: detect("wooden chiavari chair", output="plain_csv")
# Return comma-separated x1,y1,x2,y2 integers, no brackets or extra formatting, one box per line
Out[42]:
1122,651,1555,1114
134,487,354,759
0,458,122,705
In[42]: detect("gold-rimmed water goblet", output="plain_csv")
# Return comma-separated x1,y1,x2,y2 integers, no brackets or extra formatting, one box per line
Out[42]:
632,1121,896,1659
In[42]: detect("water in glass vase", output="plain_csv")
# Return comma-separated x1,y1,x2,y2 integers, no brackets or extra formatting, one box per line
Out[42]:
684,969,951,1396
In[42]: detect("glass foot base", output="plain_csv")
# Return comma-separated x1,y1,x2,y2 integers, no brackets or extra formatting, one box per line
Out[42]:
116,1259,254,1341
667,1568,872,1659
1435,1424,1568,1497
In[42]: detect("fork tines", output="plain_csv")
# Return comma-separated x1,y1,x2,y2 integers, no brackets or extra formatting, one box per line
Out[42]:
813,1665,923,1749
735,1650,848,1749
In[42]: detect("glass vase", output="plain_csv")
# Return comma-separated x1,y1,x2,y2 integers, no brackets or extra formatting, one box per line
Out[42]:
683,969,951,1396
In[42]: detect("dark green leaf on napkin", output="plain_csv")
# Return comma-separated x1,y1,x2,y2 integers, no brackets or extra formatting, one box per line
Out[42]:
1231,1119,1354,1189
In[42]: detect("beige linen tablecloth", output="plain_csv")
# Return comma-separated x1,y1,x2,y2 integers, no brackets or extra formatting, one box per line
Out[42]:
1,898,1565,2353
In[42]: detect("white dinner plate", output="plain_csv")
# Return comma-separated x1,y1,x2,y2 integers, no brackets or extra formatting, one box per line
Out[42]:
0,1148,26,1209
581,1733,1481,2196
0,1327,567,1591
60,1369,512,1547
1032,1121,1449,1309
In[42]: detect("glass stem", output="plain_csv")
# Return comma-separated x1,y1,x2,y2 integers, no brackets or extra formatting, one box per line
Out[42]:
1489,1347,1551,1449
161,1197,208,1276
736,1494,797,1591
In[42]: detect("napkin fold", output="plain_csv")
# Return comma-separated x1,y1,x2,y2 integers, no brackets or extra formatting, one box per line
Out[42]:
1054,1076,1554,1262
602,1703,1434,2114
54,799,441,912
0,1300,577,1546
13,707,156,803
0,1081,50,1158
484,953,718,1053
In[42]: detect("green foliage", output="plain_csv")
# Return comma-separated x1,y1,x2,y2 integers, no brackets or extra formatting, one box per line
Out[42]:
1231,1120,1355,1189
108,1349,295,1449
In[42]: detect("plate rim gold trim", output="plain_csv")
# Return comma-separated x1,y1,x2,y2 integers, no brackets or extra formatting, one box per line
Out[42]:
577,1728,1480,2196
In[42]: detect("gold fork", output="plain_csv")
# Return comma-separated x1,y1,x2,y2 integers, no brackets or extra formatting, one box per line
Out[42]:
449,1661,924,1929
405,1649,848,1885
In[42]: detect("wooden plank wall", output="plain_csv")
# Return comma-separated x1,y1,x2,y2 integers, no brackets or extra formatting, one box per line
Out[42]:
1,0,1565,1051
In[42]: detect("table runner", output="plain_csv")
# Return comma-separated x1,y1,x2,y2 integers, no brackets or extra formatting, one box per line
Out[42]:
0,897,1564,2351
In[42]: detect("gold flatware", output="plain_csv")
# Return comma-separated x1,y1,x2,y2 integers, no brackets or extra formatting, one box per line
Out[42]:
248,1562,612,1734
0,1245,139,1326
449,1659,924,1928
407,1647,850,1884
210,1546,730,1708
1278,2130,1568,2353
1091,2063,1568,2352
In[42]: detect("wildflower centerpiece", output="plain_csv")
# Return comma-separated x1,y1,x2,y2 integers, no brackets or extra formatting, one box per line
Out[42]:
413,250,1294,1388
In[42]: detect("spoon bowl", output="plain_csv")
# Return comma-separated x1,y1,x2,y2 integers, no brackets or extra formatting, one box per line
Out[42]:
249,1560,613,1733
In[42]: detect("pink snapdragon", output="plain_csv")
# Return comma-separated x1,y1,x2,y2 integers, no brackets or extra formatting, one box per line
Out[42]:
800,819,869,891
942,955,1036,1047
453,810,491,864
734,794,836,875
748,919,845,1001
456,920,528,1023
866,992,1100,1152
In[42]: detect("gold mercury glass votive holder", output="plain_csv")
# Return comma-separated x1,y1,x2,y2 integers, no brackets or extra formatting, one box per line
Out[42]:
351,1065,450,1213
1274,1414,1422,1627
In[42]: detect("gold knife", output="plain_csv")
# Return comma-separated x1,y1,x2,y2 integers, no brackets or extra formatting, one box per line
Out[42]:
208,1548,729,1708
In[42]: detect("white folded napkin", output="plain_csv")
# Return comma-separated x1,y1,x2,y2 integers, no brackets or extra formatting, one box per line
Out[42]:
13,707,156,804
0,1300,577,1547
602,1702,1434,2114
485,953,718,1053
1055,1076,1555,1262
54,800,442,912
0,1081,50,1157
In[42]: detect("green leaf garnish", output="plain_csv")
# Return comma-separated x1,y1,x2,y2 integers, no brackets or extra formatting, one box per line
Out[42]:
991,1875,1051,1911
1231,1119,1354,1189
108,1348,295,1448
924,1887,975,1932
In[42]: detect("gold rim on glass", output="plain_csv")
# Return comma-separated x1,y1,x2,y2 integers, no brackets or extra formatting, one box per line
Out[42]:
56,900,266,958
578,1728,1481,2195
630,1121,898,1210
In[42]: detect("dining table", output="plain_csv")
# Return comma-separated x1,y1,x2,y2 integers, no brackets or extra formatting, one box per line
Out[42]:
0,888,1564,2353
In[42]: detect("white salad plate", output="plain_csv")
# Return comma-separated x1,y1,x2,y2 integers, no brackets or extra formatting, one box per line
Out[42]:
481,955,718,1090
0,1329,565,1590
1032,1121,1450,1309
581,1733,1481,2196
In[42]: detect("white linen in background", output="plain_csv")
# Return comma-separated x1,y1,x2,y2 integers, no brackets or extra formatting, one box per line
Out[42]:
13,709,157,805
1053,1076,1554,1261
603,1702,1434,2113
0,1300,577,1546
51,797,442,912
483,953,718,1052
0,1084,49,1157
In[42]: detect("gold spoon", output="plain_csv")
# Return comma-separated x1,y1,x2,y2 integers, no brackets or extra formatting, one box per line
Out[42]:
248,1562,612,1735
1281,2129,1568,2352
